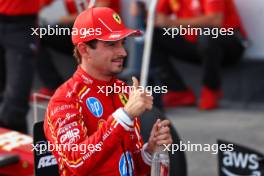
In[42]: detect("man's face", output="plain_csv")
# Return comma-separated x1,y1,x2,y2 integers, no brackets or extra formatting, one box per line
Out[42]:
87,39,127,76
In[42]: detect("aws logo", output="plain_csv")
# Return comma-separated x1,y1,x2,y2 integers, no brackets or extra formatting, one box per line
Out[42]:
221,151,261,176
218,140,264,176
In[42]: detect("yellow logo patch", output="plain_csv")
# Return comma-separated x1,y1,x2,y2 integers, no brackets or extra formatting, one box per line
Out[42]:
98,119,106,130
113,13,122,24
170,0,180,12
119,93,128,106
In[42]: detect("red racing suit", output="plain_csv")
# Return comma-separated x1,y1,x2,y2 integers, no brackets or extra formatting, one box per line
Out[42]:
0,0,53,15
44,66,151,176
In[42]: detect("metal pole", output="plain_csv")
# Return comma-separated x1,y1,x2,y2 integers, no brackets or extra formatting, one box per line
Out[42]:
75,0,84,13
88,0,96,8
140,0,158,87
33,93,38,123
33,93,52,123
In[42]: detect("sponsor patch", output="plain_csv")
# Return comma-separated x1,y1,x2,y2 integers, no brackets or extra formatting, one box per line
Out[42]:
109,34,121,39
86,97,103,118
57,122,78,136
170,0,180,11
59,128,80,144
97,119,106,130
113,13,122,24
37,155,57,169
81,74,93,84
218,140,264,176
119,151,134,176
118,93,128,106
50,104,75,116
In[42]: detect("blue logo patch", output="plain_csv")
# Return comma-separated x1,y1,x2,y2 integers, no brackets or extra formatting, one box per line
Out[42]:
119,152,134,176
86,97,103,118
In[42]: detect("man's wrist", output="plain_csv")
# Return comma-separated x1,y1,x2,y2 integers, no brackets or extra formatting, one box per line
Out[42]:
123,107,134,120
145,143,154,155
112,108,134,131
141,143,153,166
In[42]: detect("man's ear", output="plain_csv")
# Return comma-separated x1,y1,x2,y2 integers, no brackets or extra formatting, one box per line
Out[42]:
77,43,90,58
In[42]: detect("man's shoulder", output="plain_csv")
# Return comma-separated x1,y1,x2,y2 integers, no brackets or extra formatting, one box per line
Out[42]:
46,78,92,112
53,77,92,101
114,78,127,86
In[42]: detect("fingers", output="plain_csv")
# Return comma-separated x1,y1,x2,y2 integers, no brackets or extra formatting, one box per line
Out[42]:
125,76,154,116
138,91,153,111
154,127,170,138
146,119,161,154
147,119,172,153
132,76,139,90
158,126,170,134
145,103,153,111
158,120,171,128
157,138,173,145
153,131,173,145
140,91,152,97
155,132,173,145
144,96,153,111
154,120,173,145
151,119,160,136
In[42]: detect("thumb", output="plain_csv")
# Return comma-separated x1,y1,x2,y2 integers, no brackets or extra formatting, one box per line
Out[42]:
150,119,161,137
132,76,139,90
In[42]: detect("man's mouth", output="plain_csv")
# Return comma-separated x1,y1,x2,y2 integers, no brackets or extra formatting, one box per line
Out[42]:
112,58,124,65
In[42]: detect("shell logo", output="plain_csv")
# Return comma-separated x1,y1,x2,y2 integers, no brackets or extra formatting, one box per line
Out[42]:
98,119,106,130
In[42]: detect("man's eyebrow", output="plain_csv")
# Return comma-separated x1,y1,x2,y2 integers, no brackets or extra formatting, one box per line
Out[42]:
105,40,116,44
103,38,127,46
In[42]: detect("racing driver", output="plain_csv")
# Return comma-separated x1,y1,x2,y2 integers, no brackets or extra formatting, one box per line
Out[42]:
44,7,173,176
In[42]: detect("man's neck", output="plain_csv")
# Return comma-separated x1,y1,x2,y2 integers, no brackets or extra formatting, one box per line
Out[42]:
80,64,112,82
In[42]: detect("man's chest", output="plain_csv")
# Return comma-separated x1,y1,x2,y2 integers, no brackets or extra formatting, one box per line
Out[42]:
80,91,129,134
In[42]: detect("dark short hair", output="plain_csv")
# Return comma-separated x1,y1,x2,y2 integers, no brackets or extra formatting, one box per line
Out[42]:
73,40,98,64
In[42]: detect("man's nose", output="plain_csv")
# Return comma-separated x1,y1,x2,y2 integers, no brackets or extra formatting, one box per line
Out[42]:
118,46,127,57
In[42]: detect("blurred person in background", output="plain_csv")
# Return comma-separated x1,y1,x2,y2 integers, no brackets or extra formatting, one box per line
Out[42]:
33,0,121,100
0,0,52,133
151,0,247,110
